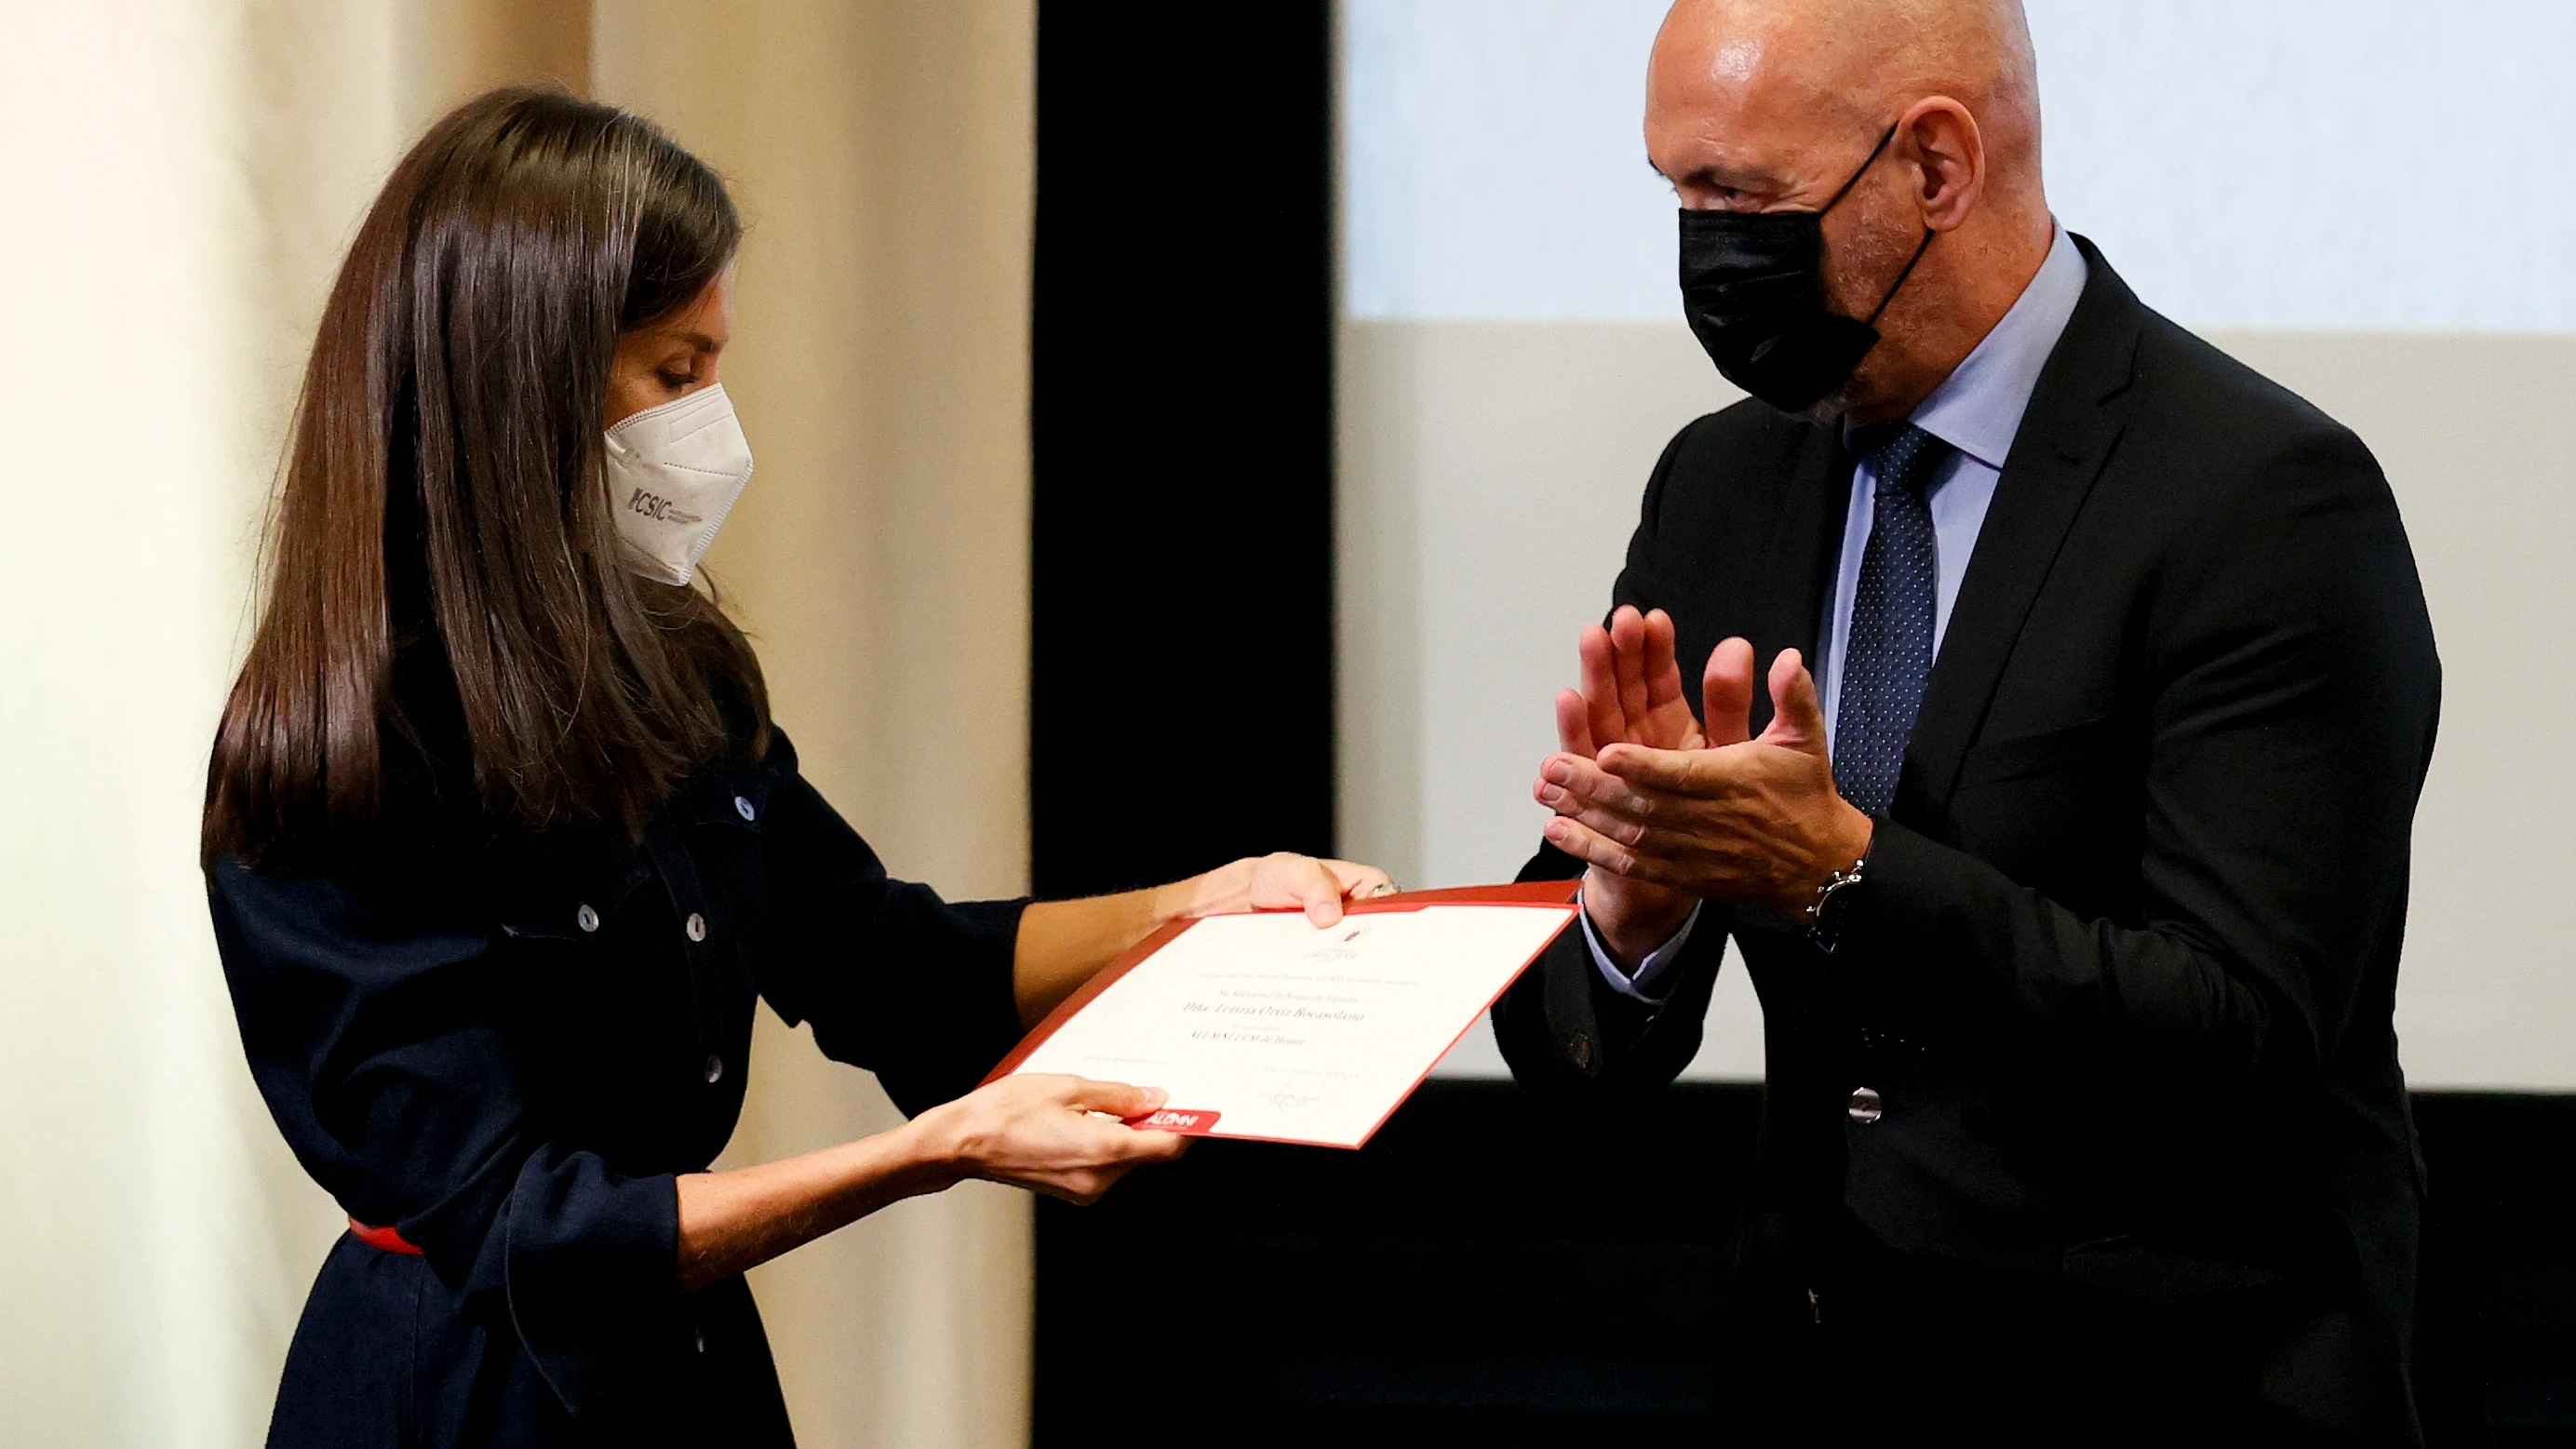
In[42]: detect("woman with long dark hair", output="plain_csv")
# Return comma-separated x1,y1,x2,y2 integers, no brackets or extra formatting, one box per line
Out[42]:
204,87,1387,1446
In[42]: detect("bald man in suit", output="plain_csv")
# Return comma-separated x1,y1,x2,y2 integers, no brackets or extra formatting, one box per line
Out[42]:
1495,2,2445,1441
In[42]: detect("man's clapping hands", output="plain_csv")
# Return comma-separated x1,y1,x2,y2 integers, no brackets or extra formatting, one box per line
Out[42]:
1534,606,1873,956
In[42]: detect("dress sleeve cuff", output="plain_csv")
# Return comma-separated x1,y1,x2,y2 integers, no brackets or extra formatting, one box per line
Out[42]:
498,1146,687,1418
1578,892,1703,1003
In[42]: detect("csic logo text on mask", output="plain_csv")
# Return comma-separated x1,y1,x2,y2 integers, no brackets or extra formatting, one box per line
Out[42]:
625,489,703,525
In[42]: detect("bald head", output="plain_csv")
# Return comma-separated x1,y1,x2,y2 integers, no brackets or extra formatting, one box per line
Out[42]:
1649,0,2039,210
1648,0,2054,420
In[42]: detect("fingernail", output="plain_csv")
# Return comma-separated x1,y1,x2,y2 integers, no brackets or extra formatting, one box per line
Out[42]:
1143,1088,1167,1110
1545,820,1568,843
1538,784,1564,806
1543,760,1570,785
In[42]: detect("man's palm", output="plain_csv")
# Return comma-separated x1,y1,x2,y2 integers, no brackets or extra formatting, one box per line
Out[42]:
1558,607,1737,757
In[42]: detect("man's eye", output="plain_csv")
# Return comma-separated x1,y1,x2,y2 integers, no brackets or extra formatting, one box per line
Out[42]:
658,370,693,389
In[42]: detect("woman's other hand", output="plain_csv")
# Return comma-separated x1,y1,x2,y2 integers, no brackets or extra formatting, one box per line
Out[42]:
907,1074,1189,1205
1188,852,1396,927
676,1073,1186,1285
1011,855,1396,1026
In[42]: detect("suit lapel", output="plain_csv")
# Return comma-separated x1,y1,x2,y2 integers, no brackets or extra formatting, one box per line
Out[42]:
1895,239,2145,823
1743,422,1852,737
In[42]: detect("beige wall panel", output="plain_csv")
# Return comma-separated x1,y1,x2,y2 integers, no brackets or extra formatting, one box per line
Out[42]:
398,0,593,120
1341,320,2576,1092
0,0,573,1442
595,4,1036,1446
0,20,244,1433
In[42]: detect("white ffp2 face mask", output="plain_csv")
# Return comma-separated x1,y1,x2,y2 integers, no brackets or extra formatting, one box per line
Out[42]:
602,382,755,586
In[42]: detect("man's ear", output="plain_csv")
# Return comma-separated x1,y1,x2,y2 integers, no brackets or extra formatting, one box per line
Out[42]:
1900,96,1985,232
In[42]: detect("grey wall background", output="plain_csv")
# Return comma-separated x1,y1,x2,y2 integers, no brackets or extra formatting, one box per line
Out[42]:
1337,1,2576,1089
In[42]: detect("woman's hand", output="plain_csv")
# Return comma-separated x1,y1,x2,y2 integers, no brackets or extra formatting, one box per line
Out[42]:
905,1074,1189,1205
674,1073,1187,1288
1012,854,1398,1025
1183,852,1397,927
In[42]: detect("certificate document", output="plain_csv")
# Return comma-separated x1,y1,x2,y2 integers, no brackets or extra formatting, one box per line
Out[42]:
984,883,1579,1148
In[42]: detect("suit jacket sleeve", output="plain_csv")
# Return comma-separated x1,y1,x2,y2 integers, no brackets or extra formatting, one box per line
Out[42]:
1494,421,1741,1100
1854,422,2438,1082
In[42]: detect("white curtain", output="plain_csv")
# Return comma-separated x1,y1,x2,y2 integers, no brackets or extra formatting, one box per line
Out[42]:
0,3,1036,1444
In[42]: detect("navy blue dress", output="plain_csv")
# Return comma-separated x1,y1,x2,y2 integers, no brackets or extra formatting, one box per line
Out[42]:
209,723,1026,1446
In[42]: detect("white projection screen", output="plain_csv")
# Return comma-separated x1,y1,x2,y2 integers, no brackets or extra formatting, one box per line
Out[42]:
1337,1,2576,1089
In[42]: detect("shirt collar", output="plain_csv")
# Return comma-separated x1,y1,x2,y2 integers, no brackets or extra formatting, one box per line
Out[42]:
1905,223,2088,471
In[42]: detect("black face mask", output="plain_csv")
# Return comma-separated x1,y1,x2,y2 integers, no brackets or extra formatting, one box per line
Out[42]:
1677,125,1937,412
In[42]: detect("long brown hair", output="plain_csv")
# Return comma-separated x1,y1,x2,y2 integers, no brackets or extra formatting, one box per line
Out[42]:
205,87,767,869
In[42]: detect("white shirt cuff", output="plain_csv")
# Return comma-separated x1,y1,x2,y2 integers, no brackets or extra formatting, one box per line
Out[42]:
1578,892,1703,1003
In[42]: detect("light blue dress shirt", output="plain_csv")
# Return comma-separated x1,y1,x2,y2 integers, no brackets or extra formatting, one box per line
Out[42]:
1586,225,2090,1000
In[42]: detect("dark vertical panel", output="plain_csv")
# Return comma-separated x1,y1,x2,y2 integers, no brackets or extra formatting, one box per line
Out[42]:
1029,2,1336,899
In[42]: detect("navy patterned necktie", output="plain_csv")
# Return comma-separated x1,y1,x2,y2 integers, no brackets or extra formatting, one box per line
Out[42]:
1832,423,1952,818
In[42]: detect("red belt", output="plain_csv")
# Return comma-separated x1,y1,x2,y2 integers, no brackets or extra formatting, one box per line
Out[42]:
349,1216,423,1255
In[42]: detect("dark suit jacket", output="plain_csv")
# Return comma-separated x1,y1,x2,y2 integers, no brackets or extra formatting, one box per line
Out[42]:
1494,239,2442,1440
